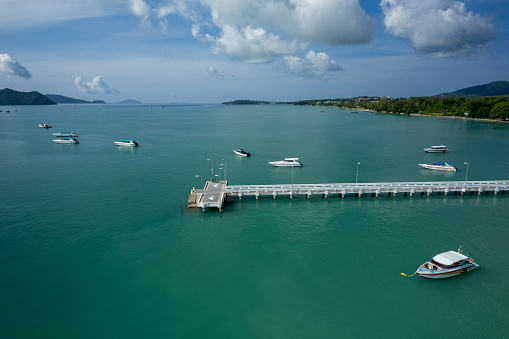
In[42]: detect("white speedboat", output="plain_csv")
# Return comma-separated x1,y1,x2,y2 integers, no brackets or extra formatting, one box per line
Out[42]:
38,123,52,128
233,148,250,157
53,138,79,144
114,140,139,147
268,158,303,167
423,145,449,153
415,250,479,279
52,131,78,137
418,162,457,171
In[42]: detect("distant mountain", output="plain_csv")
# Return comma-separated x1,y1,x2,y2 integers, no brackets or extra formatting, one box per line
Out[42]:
435,81,509,98
45,94,105,104
116,99,142,104
0,88,56,105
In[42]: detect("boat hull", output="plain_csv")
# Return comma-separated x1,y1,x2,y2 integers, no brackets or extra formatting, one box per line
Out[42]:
268,162,302,167
53,139,79,144
114,140,138,147
417,262,479,279
424,149,448,153
418,164,457,171
234,150,250,156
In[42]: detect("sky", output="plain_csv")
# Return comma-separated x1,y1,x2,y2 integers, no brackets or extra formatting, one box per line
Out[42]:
1,0,508,104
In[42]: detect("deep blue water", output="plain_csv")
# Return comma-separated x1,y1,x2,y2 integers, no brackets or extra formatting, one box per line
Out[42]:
1,104,508,338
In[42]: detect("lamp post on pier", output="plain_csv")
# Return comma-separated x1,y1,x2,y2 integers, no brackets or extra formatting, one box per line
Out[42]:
221,159,228,182
207,158,213,180
464,162,469,185
356,162,361,184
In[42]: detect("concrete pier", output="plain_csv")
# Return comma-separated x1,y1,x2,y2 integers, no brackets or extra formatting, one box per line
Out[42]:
188,180,509,212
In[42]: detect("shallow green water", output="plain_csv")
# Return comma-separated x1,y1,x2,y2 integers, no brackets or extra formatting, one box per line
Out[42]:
1,104,508,338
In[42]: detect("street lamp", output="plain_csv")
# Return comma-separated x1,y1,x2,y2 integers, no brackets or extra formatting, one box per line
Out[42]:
356,162,361,184
195,174,203,188
291,165,294,194
221,158,228,182
207,158,214,180
464,162,469,185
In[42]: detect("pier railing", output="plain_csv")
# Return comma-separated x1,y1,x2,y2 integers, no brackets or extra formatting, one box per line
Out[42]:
226,180,509,199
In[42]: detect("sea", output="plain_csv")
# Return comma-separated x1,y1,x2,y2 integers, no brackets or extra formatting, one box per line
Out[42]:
1,104,508,338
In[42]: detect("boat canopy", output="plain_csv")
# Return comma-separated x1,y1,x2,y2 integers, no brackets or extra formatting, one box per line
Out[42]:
284,158,300,161
433,251,468,266
433,162,451,165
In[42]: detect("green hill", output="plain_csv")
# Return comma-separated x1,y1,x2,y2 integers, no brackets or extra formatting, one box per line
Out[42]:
436,81,509,98
46,94,105,104
0,88,56,105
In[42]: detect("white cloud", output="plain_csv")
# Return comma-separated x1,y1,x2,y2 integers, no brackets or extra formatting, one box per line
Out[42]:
281,50,343,79
74,76,119,94
0,53,32,79
207,66,223,77
381,0,496,57
129,0,151,27
139,0,373,62
200,0,373,45
208,25,298,63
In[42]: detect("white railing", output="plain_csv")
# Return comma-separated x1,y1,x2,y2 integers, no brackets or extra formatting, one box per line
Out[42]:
225,180,509,195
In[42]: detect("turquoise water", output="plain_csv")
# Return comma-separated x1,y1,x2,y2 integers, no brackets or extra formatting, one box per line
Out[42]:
1,104,509,338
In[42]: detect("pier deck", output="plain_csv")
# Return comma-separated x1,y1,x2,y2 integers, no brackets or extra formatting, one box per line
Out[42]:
188,180,509,212
187,181,227,212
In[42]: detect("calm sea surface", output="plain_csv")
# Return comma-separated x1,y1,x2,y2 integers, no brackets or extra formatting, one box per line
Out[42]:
1,104,509,338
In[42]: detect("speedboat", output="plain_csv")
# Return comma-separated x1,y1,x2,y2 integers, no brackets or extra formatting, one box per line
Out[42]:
423,145,449,153
418,162,457,171
38,123,52,128
53,138,79,144
268,158,303,167
233,148,250,157
415,250,479,279
52,131,78,137
114,140,139,147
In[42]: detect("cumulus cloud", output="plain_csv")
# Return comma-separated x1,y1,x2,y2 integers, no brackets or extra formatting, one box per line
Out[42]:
129,0,151,27
201,0,373,45
207,66,223,77
381,0,496,57
138,0,373,62
0,53,31,79
74,76,119,94
281,51,343,79
207,25,298,63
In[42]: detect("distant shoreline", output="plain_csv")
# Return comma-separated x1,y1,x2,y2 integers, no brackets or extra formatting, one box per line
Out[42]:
354,108,509,124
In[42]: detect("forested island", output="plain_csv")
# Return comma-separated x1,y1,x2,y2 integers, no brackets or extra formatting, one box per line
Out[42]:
223,81,509,120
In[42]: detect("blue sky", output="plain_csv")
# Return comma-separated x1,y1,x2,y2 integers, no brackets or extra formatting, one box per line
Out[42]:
1,0,508,104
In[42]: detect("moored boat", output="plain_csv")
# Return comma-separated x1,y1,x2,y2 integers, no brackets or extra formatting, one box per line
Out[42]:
38,123,52,128
52,131,78,137
423,145,449,153
418,162,457,171
53,138,79,144
415,250,479,279
114,140,139,147
268,158,303,167
233,148,250,156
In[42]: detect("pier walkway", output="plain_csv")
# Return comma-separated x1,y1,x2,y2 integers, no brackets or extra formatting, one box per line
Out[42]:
188,180,509,212
187,181,227,212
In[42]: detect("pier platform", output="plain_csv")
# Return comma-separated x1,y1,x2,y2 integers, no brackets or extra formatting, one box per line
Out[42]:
188,180,509,212
187,181,227,212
